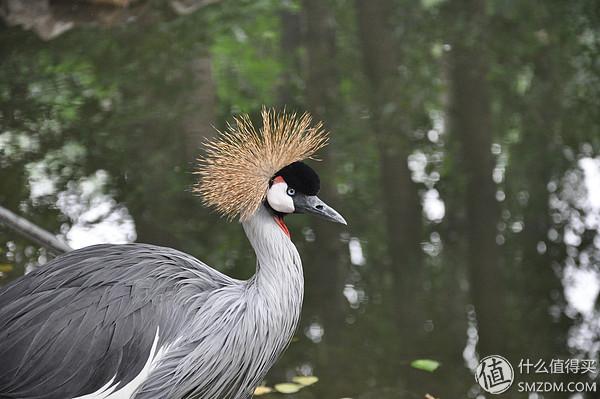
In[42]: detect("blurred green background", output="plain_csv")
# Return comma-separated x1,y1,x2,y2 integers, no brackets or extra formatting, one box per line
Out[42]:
0,0,599,398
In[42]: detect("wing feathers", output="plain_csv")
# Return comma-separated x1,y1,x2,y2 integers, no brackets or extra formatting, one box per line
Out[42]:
0,243,227,398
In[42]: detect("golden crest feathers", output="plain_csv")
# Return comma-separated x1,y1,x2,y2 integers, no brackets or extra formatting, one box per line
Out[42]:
194,108,328,221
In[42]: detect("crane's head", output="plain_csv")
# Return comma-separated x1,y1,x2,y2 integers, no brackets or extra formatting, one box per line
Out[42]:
266,161,345,225
195,108,346,228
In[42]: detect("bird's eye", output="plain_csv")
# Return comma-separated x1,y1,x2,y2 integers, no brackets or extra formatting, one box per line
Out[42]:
287,188,296,196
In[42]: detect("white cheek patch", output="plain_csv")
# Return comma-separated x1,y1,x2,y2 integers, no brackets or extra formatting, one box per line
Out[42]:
267,181,295,213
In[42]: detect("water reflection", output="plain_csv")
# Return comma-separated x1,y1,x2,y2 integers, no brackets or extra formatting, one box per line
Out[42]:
1,1,599,398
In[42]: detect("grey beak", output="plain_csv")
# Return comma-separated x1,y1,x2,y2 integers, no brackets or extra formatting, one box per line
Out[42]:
293,194,347,225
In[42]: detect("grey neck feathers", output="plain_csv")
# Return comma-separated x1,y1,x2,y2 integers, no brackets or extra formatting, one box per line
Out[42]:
240,206,304,391
242,206,303,297
243,206,303,334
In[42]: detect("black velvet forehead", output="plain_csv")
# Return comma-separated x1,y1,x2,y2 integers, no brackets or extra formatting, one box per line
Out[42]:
273,161,320,195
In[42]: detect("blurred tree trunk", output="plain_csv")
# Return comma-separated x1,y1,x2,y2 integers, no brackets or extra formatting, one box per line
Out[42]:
512,22,569,359
355,0,424,335
278,6,302,107
446,0,505,354
182,56,217,162
129,53,216,248
301,0,346,327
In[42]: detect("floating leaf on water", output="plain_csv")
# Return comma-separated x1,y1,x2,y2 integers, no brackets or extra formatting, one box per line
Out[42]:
274,383,302,394
410,359,440,372
0,264,13,273
424,393,438,399
253,386,273,396
292,376,319,386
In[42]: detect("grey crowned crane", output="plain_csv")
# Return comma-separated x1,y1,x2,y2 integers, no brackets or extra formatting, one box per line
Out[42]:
0,109,346,399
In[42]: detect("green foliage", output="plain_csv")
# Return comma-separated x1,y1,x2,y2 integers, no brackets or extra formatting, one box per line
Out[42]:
211,12,283,113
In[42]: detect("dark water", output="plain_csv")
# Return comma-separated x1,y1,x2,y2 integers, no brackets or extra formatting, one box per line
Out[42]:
1,1,599,398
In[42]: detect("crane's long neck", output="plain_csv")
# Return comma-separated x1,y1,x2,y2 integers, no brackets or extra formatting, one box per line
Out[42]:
242,205,304,330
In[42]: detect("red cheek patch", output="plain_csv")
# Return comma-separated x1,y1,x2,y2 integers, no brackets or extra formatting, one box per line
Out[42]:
273,176,285,184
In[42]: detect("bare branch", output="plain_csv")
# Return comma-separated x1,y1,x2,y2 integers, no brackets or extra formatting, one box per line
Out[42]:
0,205,72,255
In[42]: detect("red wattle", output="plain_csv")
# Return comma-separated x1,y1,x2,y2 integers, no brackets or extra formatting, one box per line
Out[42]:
274,216,290,238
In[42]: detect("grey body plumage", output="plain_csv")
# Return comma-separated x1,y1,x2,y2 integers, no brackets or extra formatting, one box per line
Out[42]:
0,207,302,399
0,110,345,399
